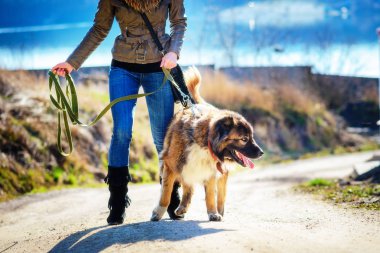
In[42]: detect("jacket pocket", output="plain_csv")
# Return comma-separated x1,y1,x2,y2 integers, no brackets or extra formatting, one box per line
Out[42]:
111,35,136,60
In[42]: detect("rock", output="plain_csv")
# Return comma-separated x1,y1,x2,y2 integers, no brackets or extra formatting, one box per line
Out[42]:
349,162,380,183
366,153,380,162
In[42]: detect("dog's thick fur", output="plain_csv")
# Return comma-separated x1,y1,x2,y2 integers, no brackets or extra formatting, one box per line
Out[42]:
151,67,264,222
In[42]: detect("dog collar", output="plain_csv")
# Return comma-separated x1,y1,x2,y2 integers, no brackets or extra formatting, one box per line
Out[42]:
208,140,218,162
208,140,226,174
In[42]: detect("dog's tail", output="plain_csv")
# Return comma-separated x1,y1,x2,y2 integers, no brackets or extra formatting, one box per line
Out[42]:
184,66,204,104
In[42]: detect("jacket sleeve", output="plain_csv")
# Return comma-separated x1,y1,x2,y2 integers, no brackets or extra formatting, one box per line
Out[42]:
66,0,115,70
168,0,187,58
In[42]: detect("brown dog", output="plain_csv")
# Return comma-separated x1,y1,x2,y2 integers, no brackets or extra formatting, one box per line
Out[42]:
151,67,264,222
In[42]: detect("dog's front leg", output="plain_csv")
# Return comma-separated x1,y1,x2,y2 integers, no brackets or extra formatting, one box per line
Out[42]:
151,168,176,221
175,183,193,216
204,176,222,221
217,172,229,216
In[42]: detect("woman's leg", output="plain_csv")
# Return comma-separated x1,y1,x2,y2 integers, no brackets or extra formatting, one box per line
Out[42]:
108,67,140,167
106,67,140,225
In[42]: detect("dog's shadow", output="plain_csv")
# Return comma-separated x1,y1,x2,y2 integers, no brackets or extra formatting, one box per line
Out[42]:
49,219,228,252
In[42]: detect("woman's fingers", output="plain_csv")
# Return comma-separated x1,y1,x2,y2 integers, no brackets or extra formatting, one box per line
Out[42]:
160,58,166,68
51,62,74,76
59,69,66,77
160,59,176,69
167,61,176,69
51,66,59,74
52,68,66,77
160,52,178,69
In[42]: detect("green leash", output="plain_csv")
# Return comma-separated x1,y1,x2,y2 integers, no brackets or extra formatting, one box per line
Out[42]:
48,69,171,156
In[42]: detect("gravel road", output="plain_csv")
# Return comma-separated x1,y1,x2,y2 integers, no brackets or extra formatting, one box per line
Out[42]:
0,152,379,253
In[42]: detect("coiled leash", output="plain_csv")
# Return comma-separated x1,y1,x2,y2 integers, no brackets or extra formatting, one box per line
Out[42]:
48,68,186,156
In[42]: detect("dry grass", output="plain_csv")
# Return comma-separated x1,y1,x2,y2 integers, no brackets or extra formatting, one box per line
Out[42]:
200,70,327,116
201,71,276,112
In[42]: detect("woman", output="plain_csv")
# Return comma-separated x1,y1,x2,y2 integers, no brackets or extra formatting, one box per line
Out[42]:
52,0,187,225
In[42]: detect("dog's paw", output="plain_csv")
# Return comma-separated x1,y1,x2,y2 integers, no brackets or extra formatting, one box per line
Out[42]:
208,213,223,222
150,212,161,222
175,205,187,216
150,206,166,222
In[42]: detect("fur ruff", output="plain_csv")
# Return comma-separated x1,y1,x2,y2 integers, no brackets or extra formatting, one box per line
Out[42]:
124,0,161,13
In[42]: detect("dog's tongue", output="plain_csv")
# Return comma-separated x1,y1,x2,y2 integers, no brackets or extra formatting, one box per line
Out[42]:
236,151,255,169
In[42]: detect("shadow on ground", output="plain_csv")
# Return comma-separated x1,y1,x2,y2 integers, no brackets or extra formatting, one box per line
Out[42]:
49,220,228,252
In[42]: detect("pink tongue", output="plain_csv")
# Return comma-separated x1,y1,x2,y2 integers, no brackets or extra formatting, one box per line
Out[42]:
236,151,255,169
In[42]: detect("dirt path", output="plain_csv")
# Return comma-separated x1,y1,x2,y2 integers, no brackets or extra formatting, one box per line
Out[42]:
1,152,379,253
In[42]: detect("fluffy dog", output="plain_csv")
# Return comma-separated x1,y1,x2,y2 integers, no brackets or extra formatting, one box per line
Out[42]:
151,67,264,222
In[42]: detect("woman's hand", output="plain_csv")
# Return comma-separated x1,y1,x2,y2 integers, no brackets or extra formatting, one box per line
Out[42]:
160,52,178,69
51,62,75,77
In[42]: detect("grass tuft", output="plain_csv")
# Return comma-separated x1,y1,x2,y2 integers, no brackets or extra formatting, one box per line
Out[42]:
296,179,380,211
307,178,334,187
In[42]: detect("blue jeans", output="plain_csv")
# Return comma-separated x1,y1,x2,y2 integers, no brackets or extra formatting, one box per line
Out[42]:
108,66,174,167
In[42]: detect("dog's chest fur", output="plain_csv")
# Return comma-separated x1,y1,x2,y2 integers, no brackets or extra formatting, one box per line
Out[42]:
181,144,217,185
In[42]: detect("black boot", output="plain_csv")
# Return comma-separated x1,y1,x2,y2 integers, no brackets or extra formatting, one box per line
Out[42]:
160,177,184,220
104,166,132,225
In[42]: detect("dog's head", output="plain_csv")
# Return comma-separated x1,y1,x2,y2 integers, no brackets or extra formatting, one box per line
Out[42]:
208,111,263,167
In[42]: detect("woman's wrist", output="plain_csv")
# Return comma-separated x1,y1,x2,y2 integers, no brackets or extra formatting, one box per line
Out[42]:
167,51,178,59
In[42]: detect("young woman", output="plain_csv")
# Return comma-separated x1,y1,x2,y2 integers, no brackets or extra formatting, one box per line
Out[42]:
52,0,187,225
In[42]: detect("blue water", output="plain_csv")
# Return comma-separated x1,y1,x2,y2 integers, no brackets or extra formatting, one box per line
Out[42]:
0,0,379,77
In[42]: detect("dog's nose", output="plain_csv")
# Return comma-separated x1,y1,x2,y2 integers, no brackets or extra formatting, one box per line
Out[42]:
258,150,264,157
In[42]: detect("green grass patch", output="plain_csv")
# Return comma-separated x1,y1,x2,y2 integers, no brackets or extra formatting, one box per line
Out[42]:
358,142,380,152
296,179,380,211
307,178,334,187
52,167,64,183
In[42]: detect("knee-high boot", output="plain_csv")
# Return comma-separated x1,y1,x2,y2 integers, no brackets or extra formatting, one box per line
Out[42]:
104,166,132,225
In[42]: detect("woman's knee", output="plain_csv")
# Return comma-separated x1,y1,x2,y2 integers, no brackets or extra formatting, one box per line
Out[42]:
111,126,133,143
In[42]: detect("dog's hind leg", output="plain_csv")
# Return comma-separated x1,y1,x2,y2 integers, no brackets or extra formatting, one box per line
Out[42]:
175,183,193,216
204,176,222,222
217,172,229,216
151,166,176,221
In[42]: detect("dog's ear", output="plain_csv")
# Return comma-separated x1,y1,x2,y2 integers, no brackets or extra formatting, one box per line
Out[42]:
215,116,234,138
210,116,234,158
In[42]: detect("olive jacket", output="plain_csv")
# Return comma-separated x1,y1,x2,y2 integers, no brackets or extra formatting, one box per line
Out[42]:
66,0,187,70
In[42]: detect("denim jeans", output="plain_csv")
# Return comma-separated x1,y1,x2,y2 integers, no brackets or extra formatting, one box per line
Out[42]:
108,66,174,167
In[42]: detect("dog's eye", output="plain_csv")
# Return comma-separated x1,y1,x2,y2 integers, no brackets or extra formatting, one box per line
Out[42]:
241,137,249,143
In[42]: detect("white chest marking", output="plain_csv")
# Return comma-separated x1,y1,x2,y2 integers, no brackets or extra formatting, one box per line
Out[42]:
181,144,217,185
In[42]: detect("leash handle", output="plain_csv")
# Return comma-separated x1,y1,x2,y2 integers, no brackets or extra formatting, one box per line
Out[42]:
48,70,168,156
